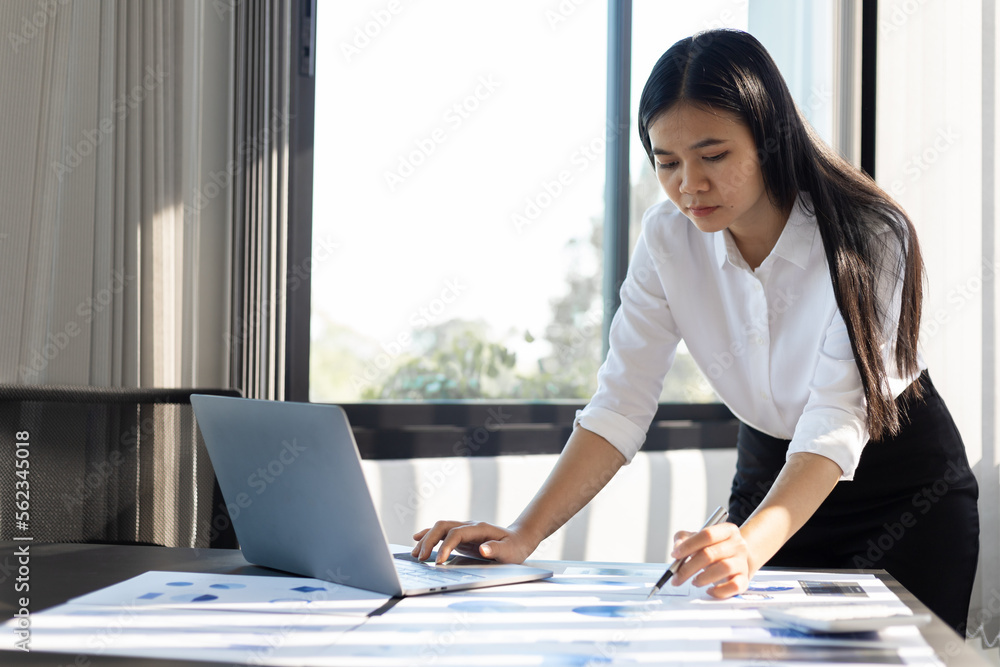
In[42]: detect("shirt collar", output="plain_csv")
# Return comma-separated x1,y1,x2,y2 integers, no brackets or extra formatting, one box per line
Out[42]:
713,194,817,271
714,228,742,270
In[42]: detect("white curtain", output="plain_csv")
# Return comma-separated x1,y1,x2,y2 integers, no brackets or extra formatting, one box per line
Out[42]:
877,0,999,653
229,0,294,400
0,0,231,389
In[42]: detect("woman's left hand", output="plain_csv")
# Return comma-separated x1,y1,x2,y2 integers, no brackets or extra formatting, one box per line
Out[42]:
669,522,751,598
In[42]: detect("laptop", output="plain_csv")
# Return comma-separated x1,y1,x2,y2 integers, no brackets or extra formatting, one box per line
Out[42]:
190,394,552,597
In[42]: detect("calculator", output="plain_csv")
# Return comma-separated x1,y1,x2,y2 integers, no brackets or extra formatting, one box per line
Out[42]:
760,604,932,633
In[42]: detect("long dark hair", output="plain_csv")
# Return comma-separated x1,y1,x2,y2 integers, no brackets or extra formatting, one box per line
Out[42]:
638,29,923,440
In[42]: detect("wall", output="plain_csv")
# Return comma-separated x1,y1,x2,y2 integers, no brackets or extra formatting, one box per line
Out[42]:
362,448,739,563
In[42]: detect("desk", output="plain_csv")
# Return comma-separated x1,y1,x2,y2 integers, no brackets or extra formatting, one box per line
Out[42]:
0,542,988,666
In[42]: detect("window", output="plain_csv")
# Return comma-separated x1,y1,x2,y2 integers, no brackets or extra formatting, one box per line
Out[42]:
309,2,842,410
627,0,837,403
311,1,608,402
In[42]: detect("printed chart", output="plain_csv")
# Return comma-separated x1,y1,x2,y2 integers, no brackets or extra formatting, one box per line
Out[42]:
1,566,942,665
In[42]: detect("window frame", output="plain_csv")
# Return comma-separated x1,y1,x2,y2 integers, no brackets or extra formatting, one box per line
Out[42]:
284,0,879,456
284,0,316,403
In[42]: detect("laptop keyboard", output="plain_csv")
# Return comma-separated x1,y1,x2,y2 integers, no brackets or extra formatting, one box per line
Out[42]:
393,553,487,585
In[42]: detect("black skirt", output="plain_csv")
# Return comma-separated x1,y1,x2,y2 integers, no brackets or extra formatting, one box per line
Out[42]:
729,372,980,633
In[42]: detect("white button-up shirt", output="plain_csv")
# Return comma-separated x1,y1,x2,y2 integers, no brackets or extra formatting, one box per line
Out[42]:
576,195,923,480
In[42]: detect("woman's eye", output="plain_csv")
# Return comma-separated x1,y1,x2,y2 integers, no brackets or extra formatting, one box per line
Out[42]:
705,151,729,162
656,161,678,170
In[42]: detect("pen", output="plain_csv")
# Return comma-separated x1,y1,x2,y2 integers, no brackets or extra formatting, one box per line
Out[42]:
646,505,729,599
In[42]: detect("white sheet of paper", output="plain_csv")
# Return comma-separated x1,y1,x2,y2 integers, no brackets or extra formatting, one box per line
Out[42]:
66,570,389,616
559,567,696,596
0,602,366,664
330,571,934,667
0,568,940,666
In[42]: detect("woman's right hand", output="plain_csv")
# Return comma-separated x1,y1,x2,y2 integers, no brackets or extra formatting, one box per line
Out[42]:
411,520,539,565
411,429,624,566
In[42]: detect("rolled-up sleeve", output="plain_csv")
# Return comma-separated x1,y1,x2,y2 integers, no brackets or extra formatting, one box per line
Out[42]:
788,227,919,480
575,232,682,463
787,304,869,480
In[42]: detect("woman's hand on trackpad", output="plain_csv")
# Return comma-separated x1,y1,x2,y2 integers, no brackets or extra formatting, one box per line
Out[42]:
411,520,537,565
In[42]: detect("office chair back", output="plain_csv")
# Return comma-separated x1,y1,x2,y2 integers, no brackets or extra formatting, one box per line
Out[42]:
0,385,240,548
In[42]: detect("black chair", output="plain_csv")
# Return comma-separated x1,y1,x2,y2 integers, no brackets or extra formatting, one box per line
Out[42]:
0,385,240,548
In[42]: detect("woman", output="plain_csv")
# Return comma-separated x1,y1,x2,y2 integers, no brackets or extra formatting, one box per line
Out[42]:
412,29,979,633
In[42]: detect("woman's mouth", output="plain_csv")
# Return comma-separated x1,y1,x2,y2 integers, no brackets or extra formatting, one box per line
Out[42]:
689,206,720,218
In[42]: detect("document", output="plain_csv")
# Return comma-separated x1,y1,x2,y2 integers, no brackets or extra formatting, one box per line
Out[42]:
66,570,390,616
0,567,942,665
326,571,940,666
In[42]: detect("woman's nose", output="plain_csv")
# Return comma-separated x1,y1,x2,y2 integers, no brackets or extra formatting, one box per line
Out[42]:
679,164,709,194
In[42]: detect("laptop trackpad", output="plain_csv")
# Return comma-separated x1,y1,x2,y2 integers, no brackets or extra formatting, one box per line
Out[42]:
394,551,494,567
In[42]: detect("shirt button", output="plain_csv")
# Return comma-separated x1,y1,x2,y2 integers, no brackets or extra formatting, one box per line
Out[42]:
760,391,769,401
755,337,764,345
754,283,762,291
